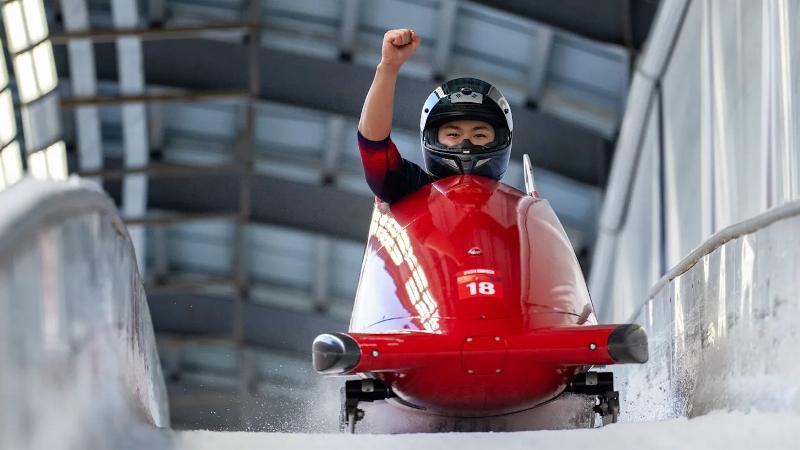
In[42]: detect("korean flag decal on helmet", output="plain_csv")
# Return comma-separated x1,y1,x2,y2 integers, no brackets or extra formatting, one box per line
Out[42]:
450,87,483,104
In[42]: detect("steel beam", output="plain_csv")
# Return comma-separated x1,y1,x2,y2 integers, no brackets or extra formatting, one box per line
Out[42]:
152,224,169,281
60,0,103,175
77,161,243,179
146,277,237,295
338,0,360,61
312,237,332,313
321,116,345,184
124,211,240,226
433,0,459,80
112,0,150,274
49,22,250,44
60,89,249,107
147,293,348,354
147,0,167,26
231,0,261,347
525,27,553,107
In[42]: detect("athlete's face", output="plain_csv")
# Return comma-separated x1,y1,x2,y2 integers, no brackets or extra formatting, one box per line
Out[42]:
437,120,495,147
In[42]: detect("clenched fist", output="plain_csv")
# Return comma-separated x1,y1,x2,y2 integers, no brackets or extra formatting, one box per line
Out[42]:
380,28,421,69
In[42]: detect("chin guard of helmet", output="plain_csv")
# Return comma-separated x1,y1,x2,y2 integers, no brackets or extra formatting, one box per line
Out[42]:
445,139,489,154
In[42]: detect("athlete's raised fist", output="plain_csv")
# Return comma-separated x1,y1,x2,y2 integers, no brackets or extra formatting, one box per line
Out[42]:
380,28,421,69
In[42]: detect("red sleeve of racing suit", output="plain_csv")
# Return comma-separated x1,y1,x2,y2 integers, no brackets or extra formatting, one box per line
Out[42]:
357,131,434,204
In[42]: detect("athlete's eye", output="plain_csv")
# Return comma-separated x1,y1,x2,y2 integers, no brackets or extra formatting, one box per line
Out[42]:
447,132,460,137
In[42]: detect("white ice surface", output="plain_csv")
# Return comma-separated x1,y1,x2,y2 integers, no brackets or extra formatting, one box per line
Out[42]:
175,412,799,450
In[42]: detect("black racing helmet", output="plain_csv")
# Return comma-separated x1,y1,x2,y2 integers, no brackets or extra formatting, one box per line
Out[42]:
420,77,513,180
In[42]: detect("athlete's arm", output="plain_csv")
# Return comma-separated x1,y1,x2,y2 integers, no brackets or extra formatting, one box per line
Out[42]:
358,28,420,140
357,29,430,204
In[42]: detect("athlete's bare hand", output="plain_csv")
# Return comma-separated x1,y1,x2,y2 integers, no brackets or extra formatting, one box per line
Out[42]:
380,28,421,70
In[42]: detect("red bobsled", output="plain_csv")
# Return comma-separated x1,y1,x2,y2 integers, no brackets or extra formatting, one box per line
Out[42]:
313,174,647,432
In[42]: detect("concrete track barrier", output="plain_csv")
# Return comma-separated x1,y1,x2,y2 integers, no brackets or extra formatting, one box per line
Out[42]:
0,178,169,450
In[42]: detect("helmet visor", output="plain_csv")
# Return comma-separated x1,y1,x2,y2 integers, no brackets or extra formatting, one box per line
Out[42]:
423,125,511,154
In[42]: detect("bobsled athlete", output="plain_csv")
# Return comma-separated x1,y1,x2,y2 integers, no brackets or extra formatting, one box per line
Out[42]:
358,28,514,203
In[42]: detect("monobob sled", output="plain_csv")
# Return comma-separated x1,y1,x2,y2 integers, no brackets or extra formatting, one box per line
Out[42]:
312,156,648,433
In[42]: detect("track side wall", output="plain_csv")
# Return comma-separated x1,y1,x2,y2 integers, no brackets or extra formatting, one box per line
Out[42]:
0,179,169,450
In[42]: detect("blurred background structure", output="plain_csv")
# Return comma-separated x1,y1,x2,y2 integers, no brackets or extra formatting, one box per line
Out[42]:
8,0,800,435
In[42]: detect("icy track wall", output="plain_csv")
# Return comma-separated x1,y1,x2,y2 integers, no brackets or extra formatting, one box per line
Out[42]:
618,203,800,420
590,0,800,421
0,178,169,450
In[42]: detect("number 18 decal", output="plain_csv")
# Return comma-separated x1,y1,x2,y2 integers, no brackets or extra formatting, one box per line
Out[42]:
456,269,503,300
466,281,496,296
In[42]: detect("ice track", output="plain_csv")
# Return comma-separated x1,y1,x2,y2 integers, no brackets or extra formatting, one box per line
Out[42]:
174,412,799,450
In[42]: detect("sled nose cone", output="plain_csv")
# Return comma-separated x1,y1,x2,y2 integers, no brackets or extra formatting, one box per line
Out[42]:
608,324,649,364
313,333,361,374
